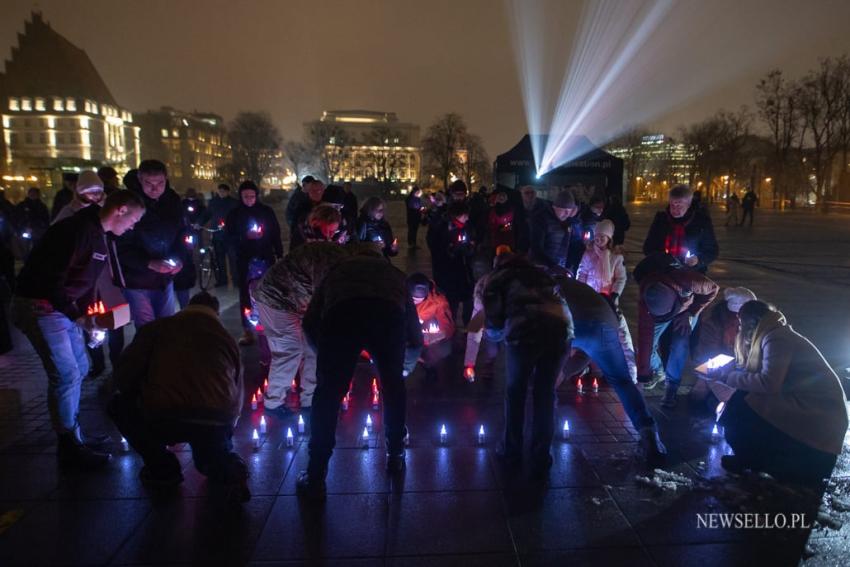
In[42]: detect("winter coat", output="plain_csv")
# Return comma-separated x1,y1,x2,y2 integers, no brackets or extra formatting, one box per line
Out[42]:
289,198,320,250
181,197,206,227
643,206,718,272
742,191,758,210
357,214,397,257
172,226,198,291
303,255,423,350
115,304,242,423
483,256,571,347
577,247,627,297
15,205,110,320
114,184,184,290
253,241,350,315
51,187,73,220
487,205,518,251
15,198,50,240
636,269,719,376
225,202,283,263
690,299,738,364
426,216,475,300
205,195,239,235
415,287,456,347
603,201,631,246
285,187,307,227
406,194,423,225
717,319,847,455
530,203,585,276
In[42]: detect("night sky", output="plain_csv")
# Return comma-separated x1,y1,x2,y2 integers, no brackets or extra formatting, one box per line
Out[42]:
3,0,850,157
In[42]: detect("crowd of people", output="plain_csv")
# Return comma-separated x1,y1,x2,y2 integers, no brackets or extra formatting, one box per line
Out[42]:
1,162,846,505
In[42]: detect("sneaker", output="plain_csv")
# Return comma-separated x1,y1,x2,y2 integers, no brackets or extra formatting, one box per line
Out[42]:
638,426,668,465
386,451,406,474
660,384,679,409
295,470,327,502
264,404,295,420
57,434,112,471
641,369,667,390
238,331,255,346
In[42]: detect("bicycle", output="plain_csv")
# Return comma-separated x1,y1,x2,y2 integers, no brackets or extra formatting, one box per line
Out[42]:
196,223,224,291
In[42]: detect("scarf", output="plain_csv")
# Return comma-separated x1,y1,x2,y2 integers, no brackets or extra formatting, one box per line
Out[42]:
587,245,613,285
663,209,693,258
734,310,787,372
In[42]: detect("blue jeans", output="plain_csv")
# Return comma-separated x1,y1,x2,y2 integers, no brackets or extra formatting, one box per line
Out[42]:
503,340,568,461
566,319,655,429
649,316,695,386
124,283,177,328
13,298,89,435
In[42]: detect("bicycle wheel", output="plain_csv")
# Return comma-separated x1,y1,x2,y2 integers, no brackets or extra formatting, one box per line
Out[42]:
198,248,216,290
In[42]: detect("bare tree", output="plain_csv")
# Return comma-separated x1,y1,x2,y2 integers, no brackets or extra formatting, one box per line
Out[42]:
282,139,316,183
305,122,348,182
361,126,406,191
226,112,282,184
756,69,803,207
422,113,468,191
455,133,490,190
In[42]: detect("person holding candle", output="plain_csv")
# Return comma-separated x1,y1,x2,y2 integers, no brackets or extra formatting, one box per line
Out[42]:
529,189,585,278
406,272,455,381
204,183,240,287
405,186,424,249
225,180,283,345
426,200,476,325
701,300,847,483
289,177,326,251
357,197,398,258
296,249,423,501
643,184,718,274
108,291,249,501
13,190,146,471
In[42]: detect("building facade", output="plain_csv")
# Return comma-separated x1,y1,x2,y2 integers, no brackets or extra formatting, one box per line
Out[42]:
0,12,139,197
305,110,420,184
608,134,694,201
136,107,229,193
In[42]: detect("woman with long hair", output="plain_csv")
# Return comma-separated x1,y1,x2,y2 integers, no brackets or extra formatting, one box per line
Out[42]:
357,197,398,258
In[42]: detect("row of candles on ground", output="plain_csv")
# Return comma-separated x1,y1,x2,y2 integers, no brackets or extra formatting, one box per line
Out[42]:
576,377,600,395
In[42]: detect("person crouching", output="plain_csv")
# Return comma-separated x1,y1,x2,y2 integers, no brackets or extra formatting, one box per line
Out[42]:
407,272,456,381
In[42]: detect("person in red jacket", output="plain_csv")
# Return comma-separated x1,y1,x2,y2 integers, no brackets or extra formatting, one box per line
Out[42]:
636,254,719,409
407,273,456,381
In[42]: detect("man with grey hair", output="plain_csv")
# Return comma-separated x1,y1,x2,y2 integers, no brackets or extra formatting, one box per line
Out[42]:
643,184,718,273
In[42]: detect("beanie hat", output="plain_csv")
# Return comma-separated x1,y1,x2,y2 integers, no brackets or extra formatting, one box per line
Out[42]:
644,282,677,317
595,219,615,241
724,287,757,313
238,180,259,194
407,273,432,299
76,170,104,194
322,185,346,206
553,190,576,209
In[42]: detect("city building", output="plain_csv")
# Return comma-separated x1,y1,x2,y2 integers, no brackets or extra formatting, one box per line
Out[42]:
305,110,420,184
0,12,139,197
607,134,694,200
136,107,229,193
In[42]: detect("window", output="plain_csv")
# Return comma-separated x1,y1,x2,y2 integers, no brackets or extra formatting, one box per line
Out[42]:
21,98,32,111
56,133,64,145
39,133,47,144
172,129,179,137
53,97,64,111
66,98,77,111
84,101,91,113
35,97,45,111
9,133,18,146
25,133,33,144
161,128,169,138
91,102,99,114
9,97,19,111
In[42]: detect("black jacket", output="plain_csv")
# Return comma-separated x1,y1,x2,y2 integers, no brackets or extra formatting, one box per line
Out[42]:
114,185,184,290
205,194,239,233
15,198,50,239
225,202,283,263
51,188,73,220
530,203,585,276
643,206,719,272
406,194,423,225
426,216,475,299
16,206,110,320
357,215,397,257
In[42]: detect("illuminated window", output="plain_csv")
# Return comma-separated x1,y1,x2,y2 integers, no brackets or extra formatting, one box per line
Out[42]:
84,101,91,113
35,97,45,111
161,129,169,138
91,102,99,114
66,98,77,111
21,98,32,111
172,129,179,137
53,97,64,111
8,98,19,111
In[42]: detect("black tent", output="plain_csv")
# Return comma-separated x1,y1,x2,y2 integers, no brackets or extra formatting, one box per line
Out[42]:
494,134,624,202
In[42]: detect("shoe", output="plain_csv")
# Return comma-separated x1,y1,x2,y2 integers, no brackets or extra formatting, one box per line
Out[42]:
140,464,184,488
386,451,406,474
638,426,668,465
295,470,327,502
641,369,666,390
238,331,255,346
57,434,112,471
720,455,748,475
660,384,679,409
222,457,251,503
264,404,295,420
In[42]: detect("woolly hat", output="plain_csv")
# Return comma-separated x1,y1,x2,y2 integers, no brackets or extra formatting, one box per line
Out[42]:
644,282,677,317
76,170,103,194
553,190,576,209
407,272,432,299
723,287,757,313
238,180,259,194
595,219,615,240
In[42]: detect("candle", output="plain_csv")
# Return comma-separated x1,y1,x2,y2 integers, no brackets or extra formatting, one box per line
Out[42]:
259,415,267,435
576,378,584,395
464,366,476,383
361,427,370,449
286,427,294,447
478,425,485,445
592,377,599,393
372,391,380,410
187,205,195,213
341,393,350,411
252,428,260,450
440,424,447,444
120,436,128,451
711,423,721,441
250,393,257,411
562,419,570,440
297,414,305,434
290,378,297,392
366,414,373,433
263,378,269,394
371,378,378,394
256,387,263,403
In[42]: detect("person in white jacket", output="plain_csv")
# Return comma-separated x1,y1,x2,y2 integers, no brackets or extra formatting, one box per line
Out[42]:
576,220,636,381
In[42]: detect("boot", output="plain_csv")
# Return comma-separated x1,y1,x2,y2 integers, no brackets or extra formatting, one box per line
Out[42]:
639,426,667,465
57,434,112,471
660,383,679,409
296,462,327,502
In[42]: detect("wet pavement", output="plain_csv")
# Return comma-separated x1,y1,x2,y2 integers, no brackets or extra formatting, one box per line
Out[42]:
0,200,848,566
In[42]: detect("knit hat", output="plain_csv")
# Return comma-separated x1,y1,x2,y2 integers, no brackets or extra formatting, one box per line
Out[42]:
76,170,104,195
595,219,615,241
407,273,432,299
553,190,576,209
238,180,259,194
723,287,757,313
644,282,677,317
322,185,346,206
